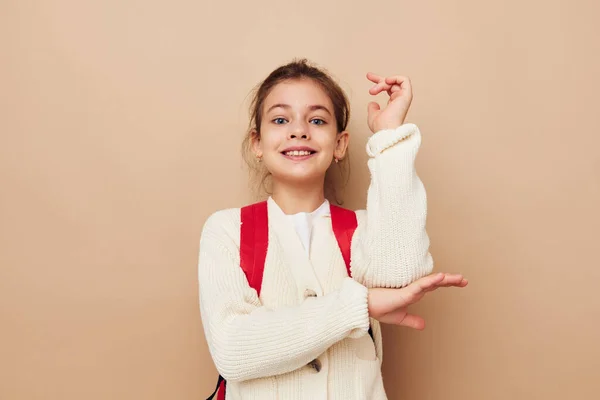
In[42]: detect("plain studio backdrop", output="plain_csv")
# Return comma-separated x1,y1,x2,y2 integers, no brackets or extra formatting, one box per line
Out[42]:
1,1,599,399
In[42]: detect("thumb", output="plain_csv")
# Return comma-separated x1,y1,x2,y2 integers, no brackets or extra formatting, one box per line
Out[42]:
367,101,380,129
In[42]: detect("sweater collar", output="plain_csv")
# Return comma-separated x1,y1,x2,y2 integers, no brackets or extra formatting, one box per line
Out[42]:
267,196,330,218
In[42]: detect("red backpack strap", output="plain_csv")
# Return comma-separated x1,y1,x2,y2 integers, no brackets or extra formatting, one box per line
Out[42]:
217,376,226,400
240,201,269,297
330,204,358,277
330,205,373,342
213,203,268,400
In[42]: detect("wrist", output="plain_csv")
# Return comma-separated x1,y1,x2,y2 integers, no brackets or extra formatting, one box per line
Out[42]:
374,121,405,133
366,123,419,157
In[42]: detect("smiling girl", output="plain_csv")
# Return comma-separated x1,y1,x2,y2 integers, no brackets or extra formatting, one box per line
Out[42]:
198,59,467,400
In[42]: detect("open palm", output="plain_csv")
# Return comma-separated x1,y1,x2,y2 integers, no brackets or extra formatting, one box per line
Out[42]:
368,273,468,330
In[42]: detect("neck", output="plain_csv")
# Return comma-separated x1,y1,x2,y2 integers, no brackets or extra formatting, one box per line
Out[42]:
271,179,326,215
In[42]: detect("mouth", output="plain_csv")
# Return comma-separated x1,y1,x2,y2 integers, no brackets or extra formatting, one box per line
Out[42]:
281,148,317,161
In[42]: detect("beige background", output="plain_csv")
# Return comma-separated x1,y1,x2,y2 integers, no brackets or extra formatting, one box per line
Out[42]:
1,0,599,399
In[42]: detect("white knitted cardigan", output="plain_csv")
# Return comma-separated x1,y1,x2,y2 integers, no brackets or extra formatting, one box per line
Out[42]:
198,123,433,399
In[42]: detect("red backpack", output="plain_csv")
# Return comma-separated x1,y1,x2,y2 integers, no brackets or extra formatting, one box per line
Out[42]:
207,201,363,400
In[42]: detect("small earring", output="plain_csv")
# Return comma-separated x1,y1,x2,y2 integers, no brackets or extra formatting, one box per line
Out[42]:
256,154,263,163
334,157,339,164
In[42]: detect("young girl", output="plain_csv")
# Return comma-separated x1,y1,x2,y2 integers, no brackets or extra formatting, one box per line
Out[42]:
198,59,467,400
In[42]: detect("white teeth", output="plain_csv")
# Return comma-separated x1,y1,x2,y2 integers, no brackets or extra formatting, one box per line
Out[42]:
285,150,312,156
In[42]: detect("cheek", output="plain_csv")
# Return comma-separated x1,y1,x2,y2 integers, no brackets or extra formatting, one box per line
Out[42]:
316,136,337,157
259,130,283,151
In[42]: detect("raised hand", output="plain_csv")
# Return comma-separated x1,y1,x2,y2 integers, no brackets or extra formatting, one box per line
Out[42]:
367,273,468,330
366,72,414,133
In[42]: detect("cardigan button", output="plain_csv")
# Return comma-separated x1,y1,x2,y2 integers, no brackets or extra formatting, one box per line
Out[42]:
304,289,317,298
308,358,322,372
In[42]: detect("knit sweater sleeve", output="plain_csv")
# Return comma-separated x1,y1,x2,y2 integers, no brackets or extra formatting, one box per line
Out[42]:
198,210,370,382
350,123,434,288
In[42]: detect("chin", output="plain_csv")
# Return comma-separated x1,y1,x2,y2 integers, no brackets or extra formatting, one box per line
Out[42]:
268,158,330,186
273,171,326,186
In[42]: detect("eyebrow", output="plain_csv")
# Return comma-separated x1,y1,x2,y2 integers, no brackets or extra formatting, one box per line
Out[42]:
266,103,332,116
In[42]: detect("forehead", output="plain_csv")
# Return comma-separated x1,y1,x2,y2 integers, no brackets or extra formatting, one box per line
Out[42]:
263,79,333,110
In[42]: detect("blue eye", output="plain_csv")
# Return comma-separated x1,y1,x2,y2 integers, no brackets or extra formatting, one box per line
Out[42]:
273,118,287,124
310,118,326,125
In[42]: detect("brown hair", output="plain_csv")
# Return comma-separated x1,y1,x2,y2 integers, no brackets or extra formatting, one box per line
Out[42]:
241,58,351,203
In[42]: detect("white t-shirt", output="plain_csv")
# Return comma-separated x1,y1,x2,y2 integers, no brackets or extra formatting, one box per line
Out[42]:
271,198,330,255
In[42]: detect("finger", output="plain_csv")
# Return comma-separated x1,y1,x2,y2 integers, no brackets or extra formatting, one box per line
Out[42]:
389,84,402,93
385,85,402,101
415,272,445,292
399,313,426,330
367,101,380,117
378,308,425,329
366,72,384,84
436,274,470,288
418,275,461,293
367,101,380,130
387,76,412,99
396,273,444,303
437,273,464,287
385,75,411,88
369,81,392,95
420,275,469,294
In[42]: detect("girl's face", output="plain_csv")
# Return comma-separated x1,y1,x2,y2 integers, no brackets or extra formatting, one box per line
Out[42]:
253,79,349,188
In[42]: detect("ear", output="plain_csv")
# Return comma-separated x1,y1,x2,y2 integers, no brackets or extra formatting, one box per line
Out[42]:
250,129,262,157
334,130,350,160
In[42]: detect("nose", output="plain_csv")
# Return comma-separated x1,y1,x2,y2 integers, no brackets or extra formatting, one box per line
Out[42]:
288,120,310,140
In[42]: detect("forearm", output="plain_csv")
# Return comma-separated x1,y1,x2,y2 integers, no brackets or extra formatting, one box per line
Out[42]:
202,277,369,382
351,124,434,288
